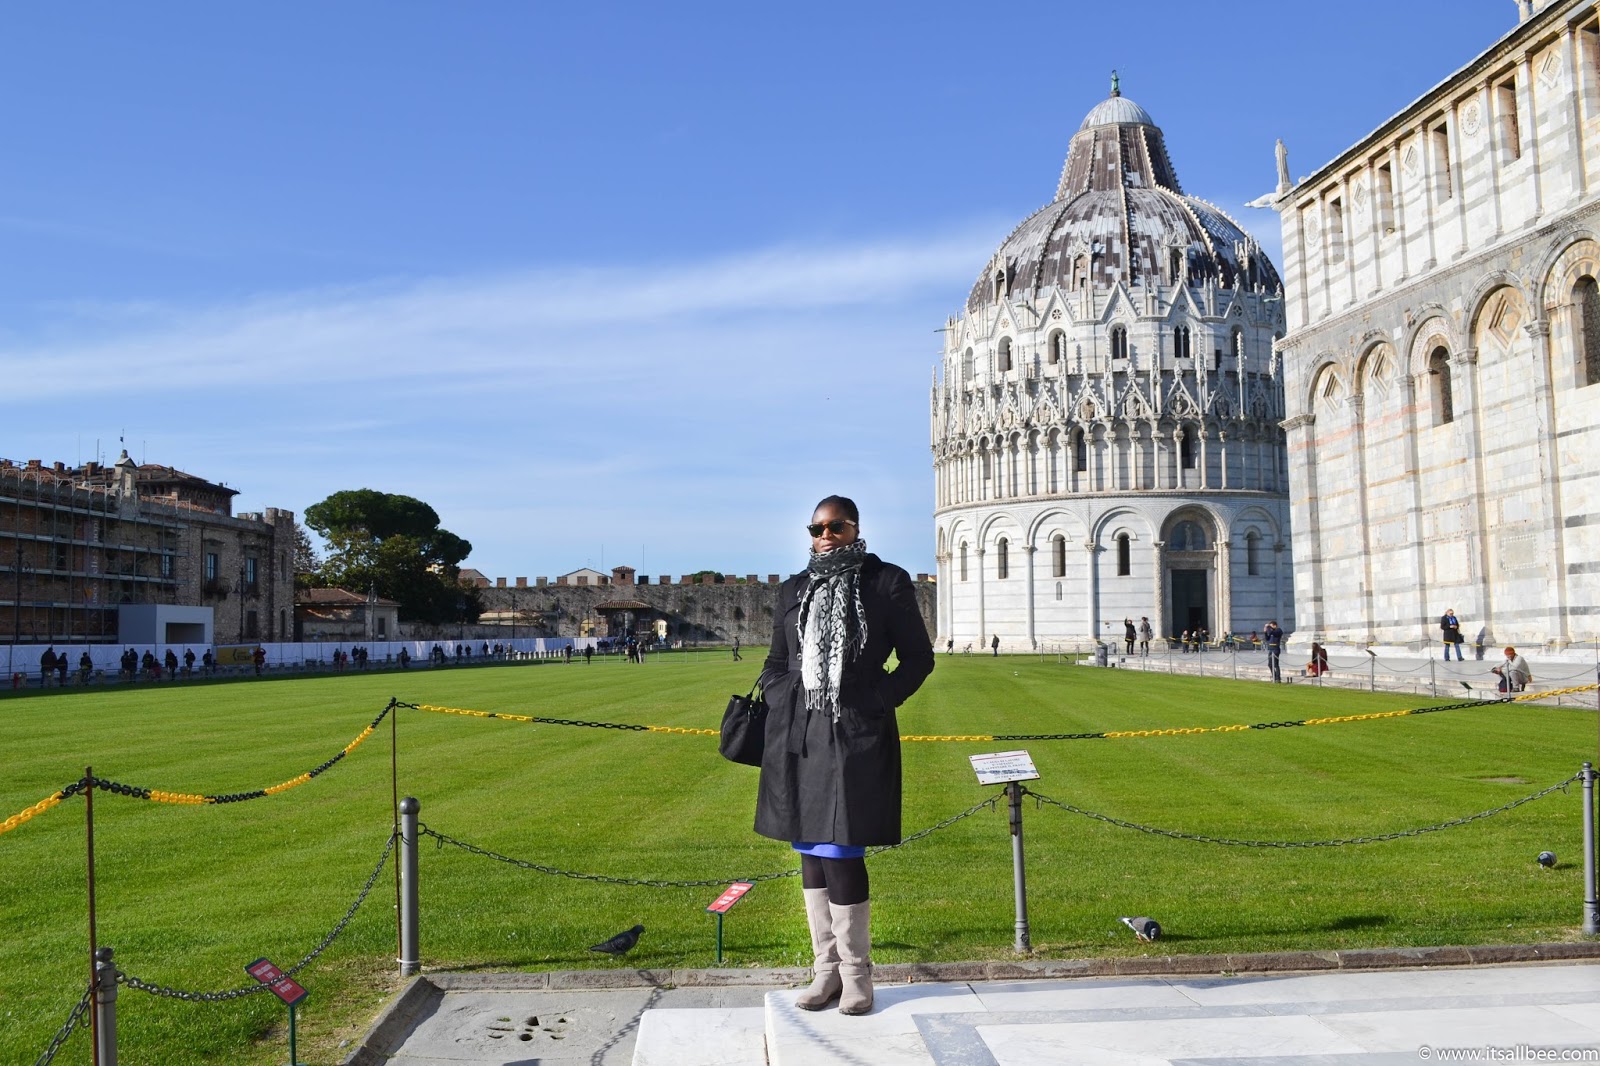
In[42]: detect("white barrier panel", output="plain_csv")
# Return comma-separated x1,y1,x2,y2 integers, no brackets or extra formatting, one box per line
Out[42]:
0,636,593,678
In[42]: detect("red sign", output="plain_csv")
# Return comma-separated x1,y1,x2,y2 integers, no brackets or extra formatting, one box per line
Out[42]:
706,882,754,914
245,957,309,1006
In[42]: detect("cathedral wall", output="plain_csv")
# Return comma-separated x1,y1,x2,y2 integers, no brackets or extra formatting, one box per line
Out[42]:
1279,0,1600,649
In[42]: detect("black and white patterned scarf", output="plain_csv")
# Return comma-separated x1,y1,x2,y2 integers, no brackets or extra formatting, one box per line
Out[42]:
797,540,869,720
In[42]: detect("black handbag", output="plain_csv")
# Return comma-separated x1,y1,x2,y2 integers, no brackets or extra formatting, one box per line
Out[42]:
719,681,768,766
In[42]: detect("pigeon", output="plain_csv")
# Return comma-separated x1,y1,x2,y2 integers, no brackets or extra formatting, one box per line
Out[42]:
1119,916,1162,942
589,924,645,956
1537,851,1557,868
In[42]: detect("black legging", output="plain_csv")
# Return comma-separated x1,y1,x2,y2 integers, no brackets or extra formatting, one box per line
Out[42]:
800,853,869,906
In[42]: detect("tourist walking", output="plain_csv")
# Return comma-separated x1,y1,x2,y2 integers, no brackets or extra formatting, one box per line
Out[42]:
1123,619,1136,655
1439,608,1465,661
991,634,1000,657
732,637,742,662
1263,620,1283,682
755,495,935,1017
1138,617,1152,655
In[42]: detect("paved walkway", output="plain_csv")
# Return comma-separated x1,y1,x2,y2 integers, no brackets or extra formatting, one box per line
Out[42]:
344,948,1600,1065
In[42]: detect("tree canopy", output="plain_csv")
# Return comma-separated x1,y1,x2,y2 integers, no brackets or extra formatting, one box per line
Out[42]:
303,489,481,625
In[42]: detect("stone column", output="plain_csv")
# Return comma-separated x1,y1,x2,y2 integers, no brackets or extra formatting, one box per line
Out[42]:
1174,426,1188,490
975,548,987,645
1151,540,1167,643
1282,413,1322,635
1526,318,1570,642
1273,540,1287,632
1218,431,1229,490
1565,26,1590,197
1453,346,1493,626
1348,393,1378,642
1023,544,1038,649
1198,428,1210,490
1215,534,1232,635
1519,51,1543,221
1084,541,1100,642
1418,123,1439,272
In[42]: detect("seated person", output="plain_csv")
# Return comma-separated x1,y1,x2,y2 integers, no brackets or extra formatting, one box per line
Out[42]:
1491,646,1531,692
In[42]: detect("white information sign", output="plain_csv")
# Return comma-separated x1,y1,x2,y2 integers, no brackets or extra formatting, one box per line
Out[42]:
968,750,1040,786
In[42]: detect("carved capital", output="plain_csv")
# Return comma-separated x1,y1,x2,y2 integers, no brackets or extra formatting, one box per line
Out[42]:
1281,413,1316,432
1524,318,1551,340
1452,347,1479,367
1022,545,1038,555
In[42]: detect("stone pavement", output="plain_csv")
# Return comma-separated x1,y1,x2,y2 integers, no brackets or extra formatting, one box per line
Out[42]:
342,945,1600,1066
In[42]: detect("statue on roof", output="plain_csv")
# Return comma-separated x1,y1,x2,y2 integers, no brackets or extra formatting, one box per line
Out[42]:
1276,138,1291,194
1111,70,1121,97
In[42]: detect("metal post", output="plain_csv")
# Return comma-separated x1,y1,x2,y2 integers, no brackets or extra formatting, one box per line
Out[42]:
1583,762,1598,936
1430,659,1437,698
714,912,724,964
1007,781,1031,953
93,946,117,1066
399,797,421,975
289,1001,299,1066
1369,655,1377,693
86,767,100,1066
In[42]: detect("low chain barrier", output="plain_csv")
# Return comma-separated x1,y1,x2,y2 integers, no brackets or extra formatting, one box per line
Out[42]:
1021,774,1581,848
118,829,395,1002
31,985,91,1066
2,703,396,838
418,791,1005,888
404,694,1510,746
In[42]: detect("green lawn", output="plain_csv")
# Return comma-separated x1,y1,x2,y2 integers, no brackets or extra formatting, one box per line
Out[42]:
2,652,1597,1065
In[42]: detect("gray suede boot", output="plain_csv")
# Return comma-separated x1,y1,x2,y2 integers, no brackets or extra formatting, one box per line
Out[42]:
829,900,873,1015
794,888,841,1010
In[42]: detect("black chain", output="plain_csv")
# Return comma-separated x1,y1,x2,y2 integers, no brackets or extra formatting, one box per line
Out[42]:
419,792,1006,888
119,831,395,1002
32,985,91,1066
1022,775,1580,848
394,700,648,731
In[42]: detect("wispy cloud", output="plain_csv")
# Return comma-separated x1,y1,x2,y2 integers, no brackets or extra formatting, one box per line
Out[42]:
3,227,997,576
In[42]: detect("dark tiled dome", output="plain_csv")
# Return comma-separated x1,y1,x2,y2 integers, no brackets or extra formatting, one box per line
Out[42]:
968,88,1279,312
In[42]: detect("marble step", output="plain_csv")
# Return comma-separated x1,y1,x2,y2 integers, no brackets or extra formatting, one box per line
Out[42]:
631,1006,768,1066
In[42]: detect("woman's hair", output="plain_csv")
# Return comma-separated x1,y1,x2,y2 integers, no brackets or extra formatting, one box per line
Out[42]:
1504,646,1517,655
813,495,860,523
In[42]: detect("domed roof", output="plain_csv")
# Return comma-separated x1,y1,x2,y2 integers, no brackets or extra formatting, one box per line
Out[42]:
1078,94,1155,130
968,83,1279,312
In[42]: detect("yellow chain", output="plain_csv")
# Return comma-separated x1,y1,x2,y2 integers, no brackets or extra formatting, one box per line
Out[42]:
0,791,66,836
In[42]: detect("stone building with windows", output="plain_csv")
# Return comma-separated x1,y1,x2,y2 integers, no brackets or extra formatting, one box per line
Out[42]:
0,451,296,645
1274,0,1600,648
931,82,1294,647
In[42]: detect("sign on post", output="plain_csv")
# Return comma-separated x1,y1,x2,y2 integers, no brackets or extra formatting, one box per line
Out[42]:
706,882,753,963
706,882,753,914
968,750,1040,786
246,957,308,1006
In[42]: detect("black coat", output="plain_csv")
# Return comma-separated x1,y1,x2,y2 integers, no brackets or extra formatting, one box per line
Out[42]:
754,554,935,847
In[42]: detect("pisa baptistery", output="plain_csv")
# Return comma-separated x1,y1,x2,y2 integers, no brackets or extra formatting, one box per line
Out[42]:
932,81,1293,649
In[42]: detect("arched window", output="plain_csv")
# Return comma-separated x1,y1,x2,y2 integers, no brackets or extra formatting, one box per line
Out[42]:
1048,330,1066,365
959,542,968,581
1428,345,1454,425
994,270,1006,302
1110,325,1128,360
1055,581,1063,601
1180,432,1196,469
997,338,1013,373
1074,431,1088,472
1051,534,1066,577
1170,521,1208,551
1246,530,1261,576
1577,276,1600,387
996,537,1009,580
1116,534,1131,576
962,348,974,382
1173,325,1191,360
1169,247,1183,284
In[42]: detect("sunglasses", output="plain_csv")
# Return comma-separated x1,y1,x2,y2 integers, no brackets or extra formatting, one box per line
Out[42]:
806,519,857,537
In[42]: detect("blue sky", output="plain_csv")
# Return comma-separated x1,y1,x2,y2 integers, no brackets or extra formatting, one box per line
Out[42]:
0,2,1517,580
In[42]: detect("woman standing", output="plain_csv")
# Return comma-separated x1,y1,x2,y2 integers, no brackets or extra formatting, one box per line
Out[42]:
756,496,935,1015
